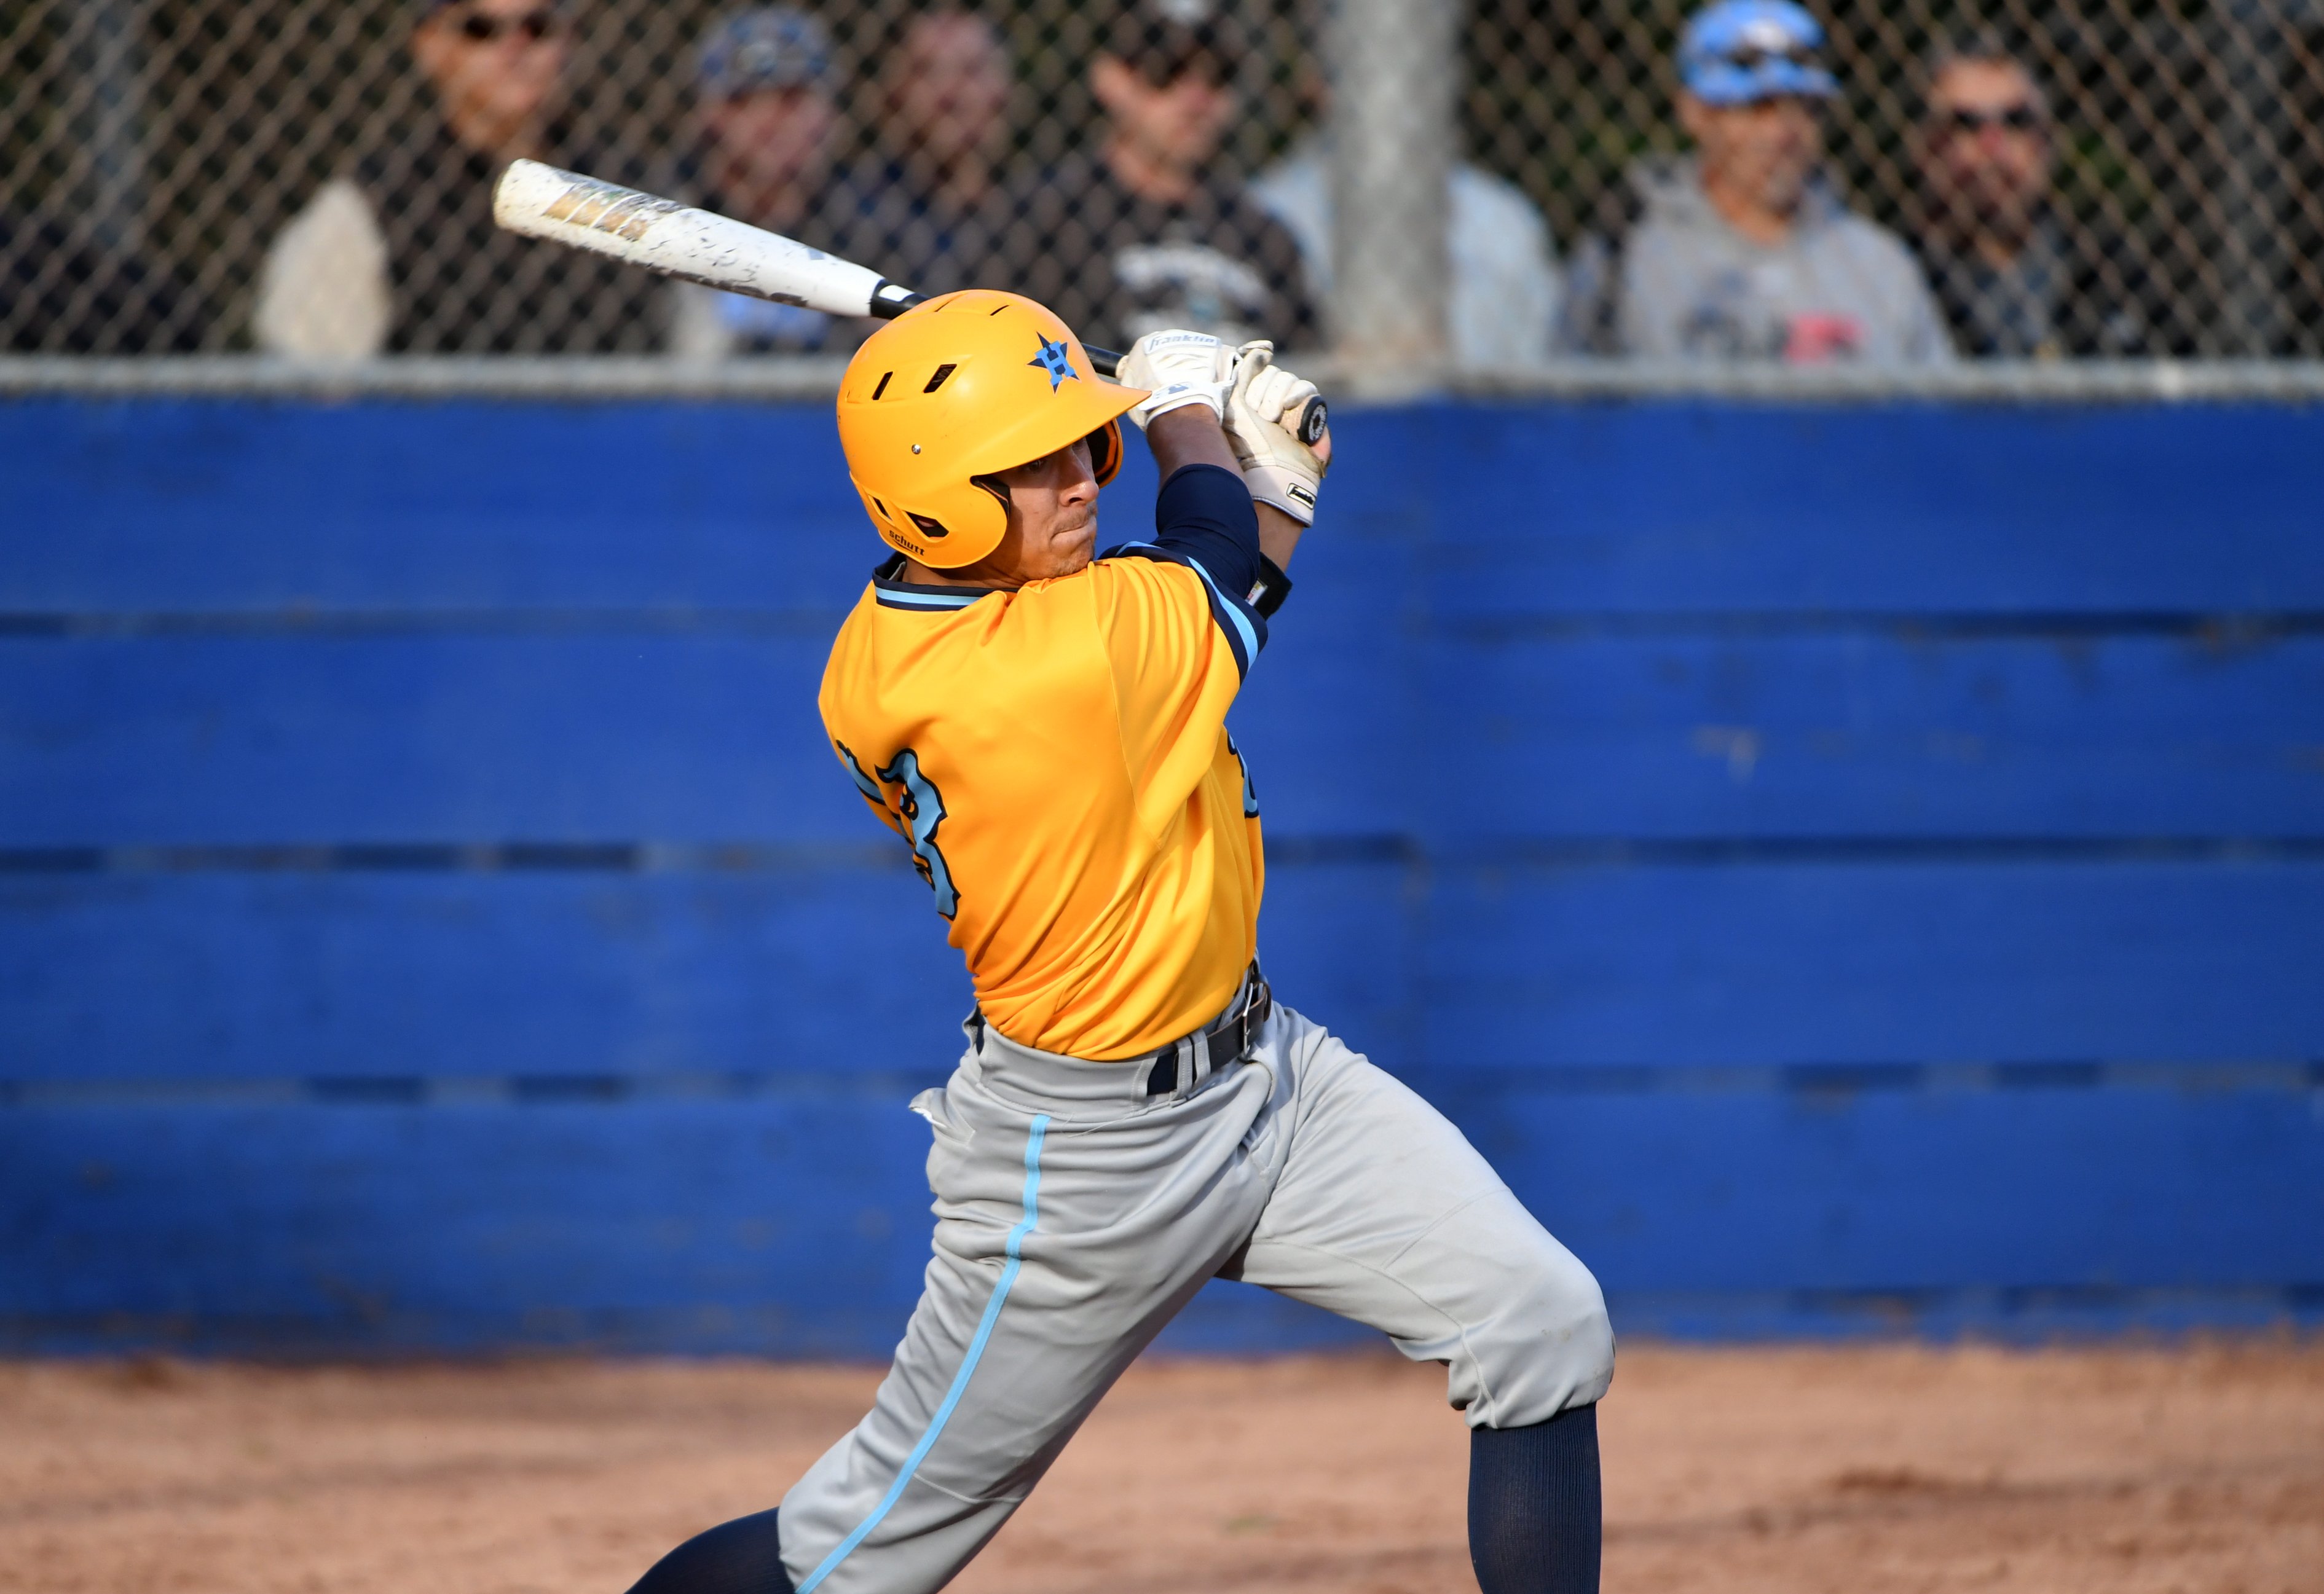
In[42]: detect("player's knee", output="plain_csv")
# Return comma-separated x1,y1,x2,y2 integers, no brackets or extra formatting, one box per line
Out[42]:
1473,1240,1615,1430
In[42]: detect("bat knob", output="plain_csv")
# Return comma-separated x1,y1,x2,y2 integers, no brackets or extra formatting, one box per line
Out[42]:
1296,395,1329,447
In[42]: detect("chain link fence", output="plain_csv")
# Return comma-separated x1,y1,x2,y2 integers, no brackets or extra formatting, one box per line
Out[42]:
4,0,2323,366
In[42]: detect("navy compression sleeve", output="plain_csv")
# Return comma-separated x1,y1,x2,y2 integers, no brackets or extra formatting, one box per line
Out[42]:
1149,461,1262,594
625,1508,794,1594
1468,1405,1603,1594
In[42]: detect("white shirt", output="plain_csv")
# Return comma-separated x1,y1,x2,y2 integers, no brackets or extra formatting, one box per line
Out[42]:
1249,141,1562,371
253,178,391,359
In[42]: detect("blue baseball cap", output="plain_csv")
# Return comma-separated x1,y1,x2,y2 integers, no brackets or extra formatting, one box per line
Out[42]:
1679,0,1838,105
698,7,834,99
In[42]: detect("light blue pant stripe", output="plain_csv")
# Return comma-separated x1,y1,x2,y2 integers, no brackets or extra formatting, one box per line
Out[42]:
795,1113,1051,1593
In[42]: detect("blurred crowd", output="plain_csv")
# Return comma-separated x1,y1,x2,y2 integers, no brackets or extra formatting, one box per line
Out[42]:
6,0,2312,366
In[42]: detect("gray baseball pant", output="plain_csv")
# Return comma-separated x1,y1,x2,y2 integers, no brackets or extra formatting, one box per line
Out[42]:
775,988,1616,1594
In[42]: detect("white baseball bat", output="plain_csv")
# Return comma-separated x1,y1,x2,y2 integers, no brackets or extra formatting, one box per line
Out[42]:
492,158,1092,362
492,159,1331,444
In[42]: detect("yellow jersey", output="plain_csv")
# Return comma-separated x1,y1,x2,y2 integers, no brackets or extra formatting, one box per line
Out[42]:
817,463,1281,1061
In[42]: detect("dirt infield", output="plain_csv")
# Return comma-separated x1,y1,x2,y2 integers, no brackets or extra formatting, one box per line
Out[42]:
4,1341,2319,1594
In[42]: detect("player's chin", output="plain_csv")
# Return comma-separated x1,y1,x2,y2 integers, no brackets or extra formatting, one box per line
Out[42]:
1047,516,1098,575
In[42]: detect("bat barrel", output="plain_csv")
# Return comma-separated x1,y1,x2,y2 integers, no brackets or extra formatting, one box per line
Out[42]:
494,159,887,319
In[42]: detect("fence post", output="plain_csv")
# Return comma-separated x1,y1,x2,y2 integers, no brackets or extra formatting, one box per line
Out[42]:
66,0,149,256
2212,0,2289,355
1328,0,1455,385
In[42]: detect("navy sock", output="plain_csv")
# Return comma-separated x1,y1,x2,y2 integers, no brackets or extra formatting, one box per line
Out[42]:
624,1507,795,1594
1468,1403,1602,1594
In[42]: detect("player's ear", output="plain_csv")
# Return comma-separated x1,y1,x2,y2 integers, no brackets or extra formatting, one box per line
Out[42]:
1086,421,1124,486
966,476,1023,561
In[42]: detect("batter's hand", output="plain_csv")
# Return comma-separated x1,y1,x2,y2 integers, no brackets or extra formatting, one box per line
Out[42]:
1114,329,1234,431
1223,342,1328,525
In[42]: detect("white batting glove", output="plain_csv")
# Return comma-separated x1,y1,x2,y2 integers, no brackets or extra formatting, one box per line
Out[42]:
1223,341,1327,525
1114,329,1234,431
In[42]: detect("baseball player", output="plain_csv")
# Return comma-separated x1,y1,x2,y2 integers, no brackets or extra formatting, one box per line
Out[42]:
623,291,1613,1594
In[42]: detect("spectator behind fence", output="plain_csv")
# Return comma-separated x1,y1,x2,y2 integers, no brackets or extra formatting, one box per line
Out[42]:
669,7,854,357
1250,80,1561,371
821,9,1014,300
1558,0,1953,363
1910,37,2167,357
1001,0,1315,350
254,0,654,356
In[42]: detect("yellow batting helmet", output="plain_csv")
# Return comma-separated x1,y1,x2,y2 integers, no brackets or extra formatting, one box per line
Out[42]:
835,290,1146,569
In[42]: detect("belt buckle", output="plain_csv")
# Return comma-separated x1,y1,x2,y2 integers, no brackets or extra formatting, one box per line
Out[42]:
1151,977,1267,1100
1234,976,1266,1062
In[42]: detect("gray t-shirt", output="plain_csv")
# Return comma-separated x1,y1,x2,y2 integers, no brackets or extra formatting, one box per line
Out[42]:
1559,157,1955,364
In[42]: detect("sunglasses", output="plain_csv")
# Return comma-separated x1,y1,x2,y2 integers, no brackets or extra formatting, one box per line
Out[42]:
1132,45,1228,88
454,9,562,44
1936,104,2046,134
1714,44,1824,73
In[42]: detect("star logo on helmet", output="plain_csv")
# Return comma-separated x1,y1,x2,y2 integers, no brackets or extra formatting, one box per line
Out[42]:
1028,337,1078,391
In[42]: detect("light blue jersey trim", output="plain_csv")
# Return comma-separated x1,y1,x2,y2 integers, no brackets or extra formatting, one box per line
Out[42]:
1177,554,1262,667
873,586,985,611
1110,541,1262,675
795,1113,1051,1593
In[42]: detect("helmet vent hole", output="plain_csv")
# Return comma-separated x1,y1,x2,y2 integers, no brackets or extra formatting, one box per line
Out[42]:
988,305,1006,316
870,371,892,401
909,513,950,540
870,497,888,518
923,363,957,394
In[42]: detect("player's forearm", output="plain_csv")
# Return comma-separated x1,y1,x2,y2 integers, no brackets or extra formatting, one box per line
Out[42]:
1149,410,1303,570
1145,406,1240,478
1256,503,1305,571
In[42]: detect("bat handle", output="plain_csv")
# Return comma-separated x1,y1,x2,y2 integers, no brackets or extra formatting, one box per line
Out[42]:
1293,394,1330,447
868,281,926,320
1086,345,1331,442
870,278,1124,374
865,287,1328,442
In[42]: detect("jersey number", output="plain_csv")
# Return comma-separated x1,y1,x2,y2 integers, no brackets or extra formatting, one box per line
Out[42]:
838,741,960,920
1226,731,1260,818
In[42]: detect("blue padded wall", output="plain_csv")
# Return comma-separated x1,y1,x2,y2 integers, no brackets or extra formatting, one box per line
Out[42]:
3,394,2321,1354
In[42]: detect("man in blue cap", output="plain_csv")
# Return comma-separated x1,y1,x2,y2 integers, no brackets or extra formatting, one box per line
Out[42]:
671,7,853,357
1557,0,1953,363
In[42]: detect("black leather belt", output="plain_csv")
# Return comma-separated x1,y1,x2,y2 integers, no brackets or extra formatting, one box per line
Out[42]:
1143,968,1272,1097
